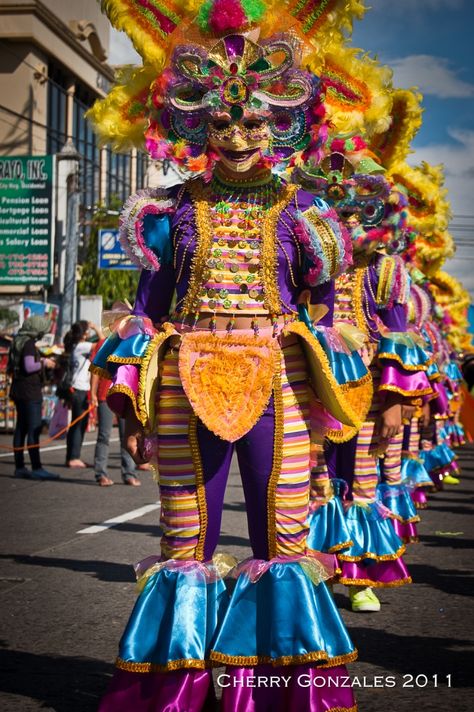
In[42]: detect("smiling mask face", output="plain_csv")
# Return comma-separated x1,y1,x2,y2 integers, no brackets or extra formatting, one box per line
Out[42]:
208,114,270,174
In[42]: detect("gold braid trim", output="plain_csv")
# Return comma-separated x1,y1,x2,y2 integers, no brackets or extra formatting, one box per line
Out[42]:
353,266,369,335
137,324,177,431
328,540,354,554
107,384,142,424
379,384,433,398
338,543,406,562
261,184,298,314
107,355,143,364
189,413,208,562
267,361,284,559
209,648,358,668
339,577,412,588
376,256,396,306
89,363,112,380
115,657,215,673
181,183,214,316
377,352,429,371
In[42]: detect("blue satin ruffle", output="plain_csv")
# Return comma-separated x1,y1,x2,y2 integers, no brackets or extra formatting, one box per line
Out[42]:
107,332,152,364
338,503,404,561
307,491,352,554
378,335,431,370
118,564,228,666
444,361,463,382
401,456,433,488
92,333,121,373
419,443,456,472
376,483,418,523
143,213,173,265
427,361,441,380
298,305,368,386
211,561,355,664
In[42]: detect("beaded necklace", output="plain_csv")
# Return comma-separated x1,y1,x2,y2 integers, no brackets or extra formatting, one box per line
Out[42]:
175,177,297,333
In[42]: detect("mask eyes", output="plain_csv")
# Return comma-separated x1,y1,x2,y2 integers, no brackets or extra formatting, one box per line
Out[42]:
242,118,265,131
210,118,232,132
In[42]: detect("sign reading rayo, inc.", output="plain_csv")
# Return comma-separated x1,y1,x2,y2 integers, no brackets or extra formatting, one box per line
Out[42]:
0,156,53,285
98,228,137,270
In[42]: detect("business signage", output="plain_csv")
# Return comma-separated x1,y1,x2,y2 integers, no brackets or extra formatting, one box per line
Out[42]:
98,228,137,270
0,156,54,285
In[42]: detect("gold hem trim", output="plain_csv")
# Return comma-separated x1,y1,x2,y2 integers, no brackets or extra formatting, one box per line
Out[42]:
107,355,143,364
377,352,428,371
338,543,406,562
402,536,419,544
267,364,284,559
107,384,142,424
339,577,412,588
328,540,354,553
89,363,112,379
189,413,208,561
115,657,215,673
209,648,358,668
414,502,428,509
379,385,433,398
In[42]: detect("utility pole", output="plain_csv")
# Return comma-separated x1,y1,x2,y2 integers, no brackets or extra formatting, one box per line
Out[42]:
57,139,81,337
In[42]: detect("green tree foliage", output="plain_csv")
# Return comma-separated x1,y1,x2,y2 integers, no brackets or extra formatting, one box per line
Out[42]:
78,196,139,308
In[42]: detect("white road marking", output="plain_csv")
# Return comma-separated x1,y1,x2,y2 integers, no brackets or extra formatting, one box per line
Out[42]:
77,502,161,534
0,437,120,458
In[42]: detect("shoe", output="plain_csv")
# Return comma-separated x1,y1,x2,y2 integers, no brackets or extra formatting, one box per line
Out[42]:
67,459,89,468
31,468,60,481
443,474,460,485
14,467,32,478
349,586,381,612
97,475,114,487
123,476,141,487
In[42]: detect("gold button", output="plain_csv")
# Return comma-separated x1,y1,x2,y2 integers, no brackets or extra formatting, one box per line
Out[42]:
249,288,259,299
230,264,239,273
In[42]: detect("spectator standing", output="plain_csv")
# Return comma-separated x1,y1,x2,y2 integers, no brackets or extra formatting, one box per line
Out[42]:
90,339,141,487
8,316,58,480
64,321,102,468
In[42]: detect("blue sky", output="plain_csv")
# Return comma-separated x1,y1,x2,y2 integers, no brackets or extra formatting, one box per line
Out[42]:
108,0,474,296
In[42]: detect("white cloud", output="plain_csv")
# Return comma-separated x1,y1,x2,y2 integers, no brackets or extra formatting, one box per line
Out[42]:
390,55,474,98
410,129,474,296
108,28,141,66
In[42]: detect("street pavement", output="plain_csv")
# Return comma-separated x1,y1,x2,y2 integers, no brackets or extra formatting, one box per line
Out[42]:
0,428,473,711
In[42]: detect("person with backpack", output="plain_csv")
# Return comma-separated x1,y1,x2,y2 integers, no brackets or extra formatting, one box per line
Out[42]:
8,315,58,480
63,320,102,468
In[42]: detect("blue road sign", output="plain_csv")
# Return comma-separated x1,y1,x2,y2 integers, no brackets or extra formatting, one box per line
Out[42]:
98,229,138,270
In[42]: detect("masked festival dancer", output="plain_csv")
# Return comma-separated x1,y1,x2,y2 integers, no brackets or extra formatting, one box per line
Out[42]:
88,2,373,710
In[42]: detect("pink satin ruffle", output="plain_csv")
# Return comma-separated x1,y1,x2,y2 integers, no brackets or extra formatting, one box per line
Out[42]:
391,519,418,543
379,364,431,396
340,557,411,586
98,668,214,712
220,663,357,712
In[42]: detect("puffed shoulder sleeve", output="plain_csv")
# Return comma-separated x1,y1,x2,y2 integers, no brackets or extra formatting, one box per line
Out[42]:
120,188,175,270
294,196,352,286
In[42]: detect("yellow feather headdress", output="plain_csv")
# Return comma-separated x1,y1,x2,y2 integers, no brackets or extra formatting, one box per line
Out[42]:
369,88,423,170
305,45,393,138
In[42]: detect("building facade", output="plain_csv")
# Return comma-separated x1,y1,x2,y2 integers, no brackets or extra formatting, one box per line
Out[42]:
0,0,147,305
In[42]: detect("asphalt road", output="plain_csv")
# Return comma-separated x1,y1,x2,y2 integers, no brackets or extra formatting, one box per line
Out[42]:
0,429,473,711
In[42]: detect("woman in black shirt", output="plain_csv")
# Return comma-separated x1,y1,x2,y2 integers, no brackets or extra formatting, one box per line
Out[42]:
9,316,58,480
